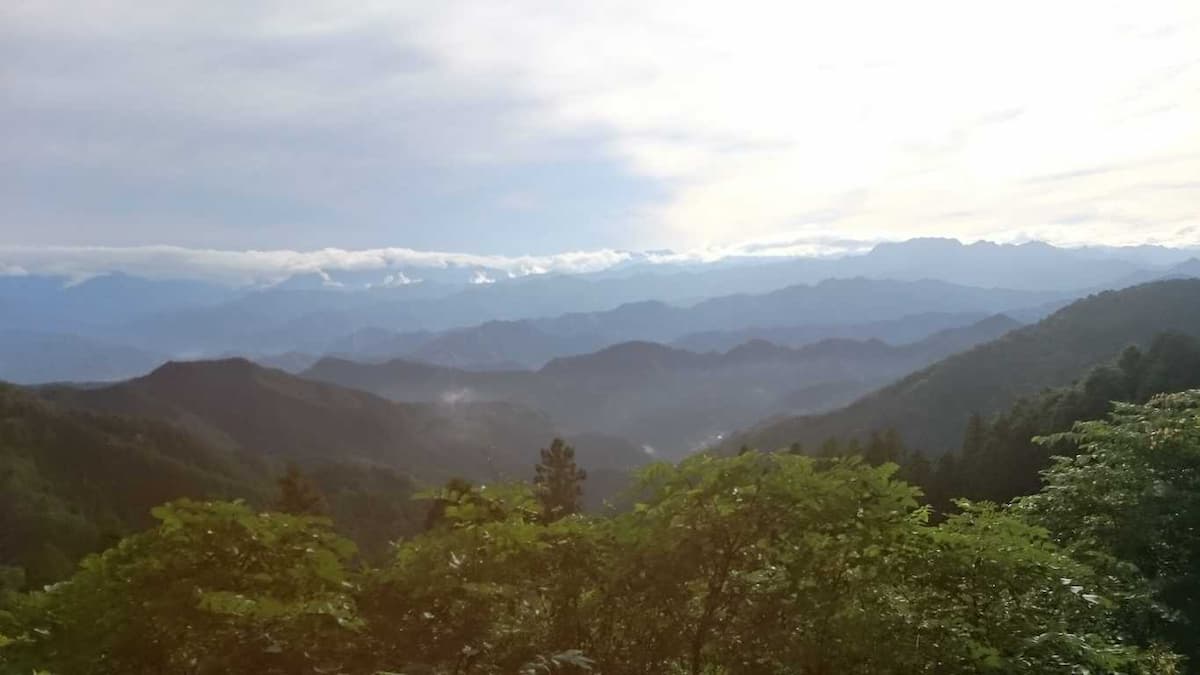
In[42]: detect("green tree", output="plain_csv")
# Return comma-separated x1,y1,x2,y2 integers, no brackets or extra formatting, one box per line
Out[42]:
533,438,587,522
2,452,1183,674
274,463,327,516
1019,390,1200,665
422,476,477,531
1,499,360,675
817,437,843,458
961,413,986,458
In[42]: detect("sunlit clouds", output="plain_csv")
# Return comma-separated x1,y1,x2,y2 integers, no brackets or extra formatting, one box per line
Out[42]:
2,0,1198,254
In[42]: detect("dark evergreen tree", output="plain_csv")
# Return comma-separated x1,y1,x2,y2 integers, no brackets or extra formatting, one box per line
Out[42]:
1118,344,1143,381
817,437,843,458
864,428,904,465
533,438,586,522
961,413,985,458
274,464,327,516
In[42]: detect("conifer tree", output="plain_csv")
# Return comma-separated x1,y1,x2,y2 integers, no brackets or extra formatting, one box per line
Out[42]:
274,464,327,516
533,438,586,522
817,437,843,458
961,413,986,457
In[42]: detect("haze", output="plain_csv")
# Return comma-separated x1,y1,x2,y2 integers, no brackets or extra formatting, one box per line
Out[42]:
3,0,1198,281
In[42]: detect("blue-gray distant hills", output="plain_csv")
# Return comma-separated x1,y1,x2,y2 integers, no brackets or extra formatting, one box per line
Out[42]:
303,314,1022,457
322,278,1061,370
726,279,1200,455
1,238,1197,383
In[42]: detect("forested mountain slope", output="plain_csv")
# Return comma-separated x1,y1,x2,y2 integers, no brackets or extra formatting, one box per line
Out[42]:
2,359,646,586
41,359,563,480
306,315,1020,456
732,280,1200,454
0,382,270,584
919,331,1200,507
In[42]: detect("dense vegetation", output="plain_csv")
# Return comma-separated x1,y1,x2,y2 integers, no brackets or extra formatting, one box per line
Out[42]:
7,393,1200,672
0,382,268,586
41,358,562,480
1019,391,1200,666
6,281,1200,672
5,335,1200,670
738,280,1200,453
0,382,429,586
921,331,1200,508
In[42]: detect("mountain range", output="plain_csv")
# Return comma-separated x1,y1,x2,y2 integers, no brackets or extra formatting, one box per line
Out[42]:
728,279,1200,455
3,239,1198,383
41,358,646,480
304,314,1021,456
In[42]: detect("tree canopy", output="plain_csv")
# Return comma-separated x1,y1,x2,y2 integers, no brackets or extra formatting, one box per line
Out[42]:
2,449,1183,674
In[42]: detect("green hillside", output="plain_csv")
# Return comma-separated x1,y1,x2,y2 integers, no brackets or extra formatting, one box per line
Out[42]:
0,382,269,585
734,280,1200,454
43,358,561,481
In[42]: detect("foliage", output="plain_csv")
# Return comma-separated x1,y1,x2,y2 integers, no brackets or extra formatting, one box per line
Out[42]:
741,280,1200,454
926,331,1200,509
0,383,427,587
0,383,269,588
274,463,328,516
1,499,361,675
533,438,587,522
1019,390,1200,665
3,453,1176,674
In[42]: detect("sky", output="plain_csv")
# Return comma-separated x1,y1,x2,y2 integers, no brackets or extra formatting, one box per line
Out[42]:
2,0,1199,281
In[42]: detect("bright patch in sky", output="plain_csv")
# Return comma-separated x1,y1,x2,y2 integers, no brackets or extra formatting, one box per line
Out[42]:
2,0,1198,256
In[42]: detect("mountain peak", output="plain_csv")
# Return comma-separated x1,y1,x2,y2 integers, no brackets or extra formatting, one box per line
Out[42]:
143,357,265,384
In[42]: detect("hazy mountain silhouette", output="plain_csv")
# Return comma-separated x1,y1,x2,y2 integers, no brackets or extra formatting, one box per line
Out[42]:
728,279,1200,455
0,331,166,384
3,239,1195,380
305,315,1020,456
325,279,1052,369
42,358,563,480
671,312,992,353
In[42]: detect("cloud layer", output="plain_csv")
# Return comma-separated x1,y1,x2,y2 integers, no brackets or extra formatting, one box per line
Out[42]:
2,1,1198,252
0,244,637,286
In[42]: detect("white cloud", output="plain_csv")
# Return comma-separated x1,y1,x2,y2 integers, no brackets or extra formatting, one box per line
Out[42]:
3,0,1198,251
402,0,1200,248
469,270,496,285
0,244,632,286
0,238,848,285
373,272,421,288
439,388,474,405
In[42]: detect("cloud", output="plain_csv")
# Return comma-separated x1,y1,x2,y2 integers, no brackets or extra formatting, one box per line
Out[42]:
0,232,883,285
440,388,475,405
2,0,1198,252
372,272,421,288
397,0,1200,248
470,270,497,285
0,244,633,286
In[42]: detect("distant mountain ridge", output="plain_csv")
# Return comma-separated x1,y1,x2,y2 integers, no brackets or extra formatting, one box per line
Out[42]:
671,312,993,353
324,278,1055,370
728,279,1200,455
3,238,1198,382
42,359,542,480
304,314,1021,456
0,330,166,385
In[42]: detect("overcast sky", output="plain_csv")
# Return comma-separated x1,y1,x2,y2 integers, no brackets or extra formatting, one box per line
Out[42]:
2,0,1198,273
